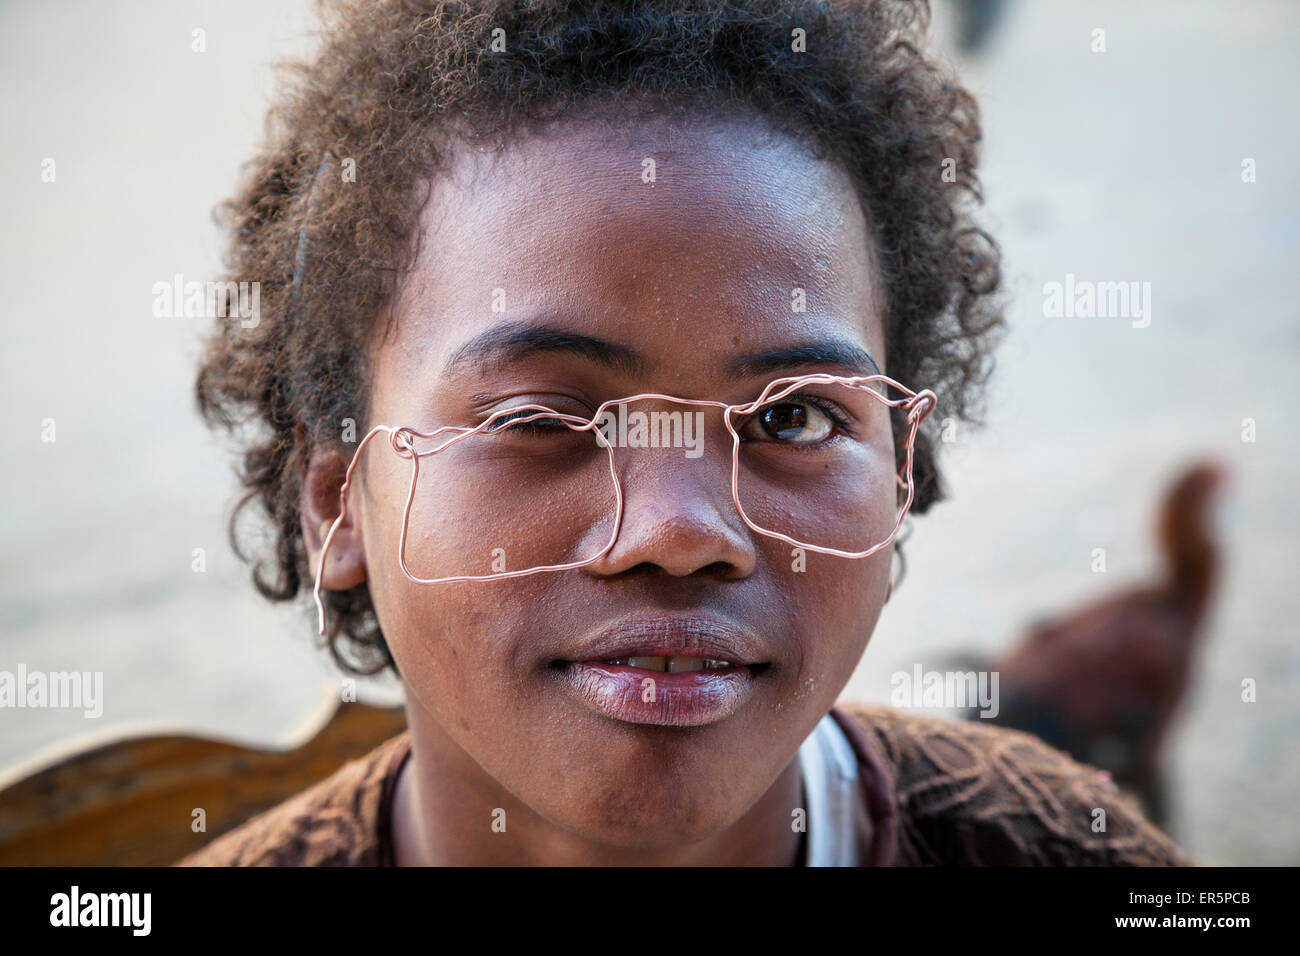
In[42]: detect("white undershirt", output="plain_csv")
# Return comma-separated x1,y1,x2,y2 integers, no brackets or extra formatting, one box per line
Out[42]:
796,711,864,866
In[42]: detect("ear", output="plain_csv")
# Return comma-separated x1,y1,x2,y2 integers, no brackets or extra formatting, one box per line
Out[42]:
301,444,368,592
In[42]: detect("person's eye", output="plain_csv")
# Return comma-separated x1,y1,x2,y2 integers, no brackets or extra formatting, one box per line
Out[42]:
740,392,852,445
483,409,573,435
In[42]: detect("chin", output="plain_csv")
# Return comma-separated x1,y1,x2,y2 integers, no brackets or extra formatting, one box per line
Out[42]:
558,787,738,851
534,742,754,849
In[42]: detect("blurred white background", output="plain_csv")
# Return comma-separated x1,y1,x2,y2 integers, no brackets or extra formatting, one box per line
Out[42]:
2,1,1296,864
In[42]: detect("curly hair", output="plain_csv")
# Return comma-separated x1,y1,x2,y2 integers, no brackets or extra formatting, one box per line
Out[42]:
195,0,1004,677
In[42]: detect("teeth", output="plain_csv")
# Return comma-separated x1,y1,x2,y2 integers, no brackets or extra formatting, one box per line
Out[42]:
626,656,666,671
605,656,734,672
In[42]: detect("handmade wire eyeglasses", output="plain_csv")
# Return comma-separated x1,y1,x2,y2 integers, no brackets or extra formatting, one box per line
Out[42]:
313,373,936,635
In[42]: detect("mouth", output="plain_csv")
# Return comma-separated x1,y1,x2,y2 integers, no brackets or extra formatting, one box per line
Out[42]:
549,614,772,728
598,656,737,672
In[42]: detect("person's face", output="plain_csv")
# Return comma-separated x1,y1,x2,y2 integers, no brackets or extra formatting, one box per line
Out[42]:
313,110,896,849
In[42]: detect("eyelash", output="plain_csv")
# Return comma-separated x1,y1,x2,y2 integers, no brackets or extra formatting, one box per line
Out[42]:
484,410,574,434
485,391,855,443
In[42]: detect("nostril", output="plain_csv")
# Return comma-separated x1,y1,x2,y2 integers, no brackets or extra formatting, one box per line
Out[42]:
613,558,742,580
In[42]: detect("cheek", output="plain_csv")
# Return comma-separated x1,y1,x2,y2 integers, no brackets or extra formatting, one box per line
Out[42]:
384,436,620,580
356,456,543,726
769,539,890,656
757,465,895,701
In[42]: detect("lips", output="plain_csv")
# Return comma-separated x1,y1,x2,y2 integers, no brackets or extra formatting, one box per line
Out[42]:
550,614,771,727
556,613,768,666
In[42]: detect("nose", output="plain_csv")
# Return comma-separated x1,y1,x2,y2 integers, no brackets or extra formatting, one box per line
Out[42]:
579,403,758,580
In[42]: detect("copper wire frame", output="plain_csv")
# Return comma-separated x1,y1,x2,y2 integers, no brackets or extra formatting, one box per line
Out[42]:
313,373,937,635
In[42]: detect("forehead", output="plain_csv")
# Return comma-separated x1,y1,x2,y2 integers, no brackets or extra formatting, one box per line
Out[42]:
382,110,883,386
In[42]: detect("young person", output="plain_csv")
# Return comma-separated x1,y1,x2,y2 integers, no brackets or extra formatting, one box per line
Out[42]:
180,0,1189,866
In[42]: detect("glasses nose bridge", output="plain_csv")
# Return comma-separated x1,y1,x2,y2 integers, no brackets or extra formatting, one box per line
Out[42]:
596,392,739,509
595,391,730,418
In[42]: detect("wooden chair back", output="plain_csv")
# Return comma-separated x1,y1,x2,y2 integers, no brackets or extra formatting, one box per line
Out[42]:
0,689,407,866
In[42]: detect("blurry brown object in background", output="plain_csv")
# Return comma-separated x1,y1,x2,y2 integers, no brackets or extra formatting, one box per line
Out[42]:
975,461,1227,826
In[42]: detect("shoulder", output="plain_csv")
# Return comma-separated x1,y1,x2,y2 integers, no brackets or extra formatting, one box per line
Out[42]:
173,730,412,867
834,700,1193,866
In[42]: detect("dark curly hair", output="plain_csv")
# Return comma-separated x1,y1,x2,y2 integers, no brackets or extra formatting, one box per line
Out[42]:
195,0,1004,677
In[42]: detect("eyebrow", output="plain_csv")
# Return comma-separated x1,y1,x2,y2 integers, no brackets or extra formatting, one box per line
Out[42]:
726,342,882,379
442,321,881,380
443,322,648,378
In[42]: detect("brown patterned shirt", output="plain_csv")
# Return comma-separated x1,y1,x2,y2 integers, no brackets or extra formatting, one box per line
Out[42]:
174,700,1192,866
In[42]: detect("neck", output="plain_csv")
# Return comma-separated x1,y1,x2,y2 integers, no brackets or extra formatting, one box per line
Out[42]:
391,702,805,866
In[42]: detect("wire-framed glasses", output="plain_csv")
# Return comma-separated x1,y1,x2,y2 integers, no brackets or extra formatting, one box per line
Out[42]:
314,373,937,634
